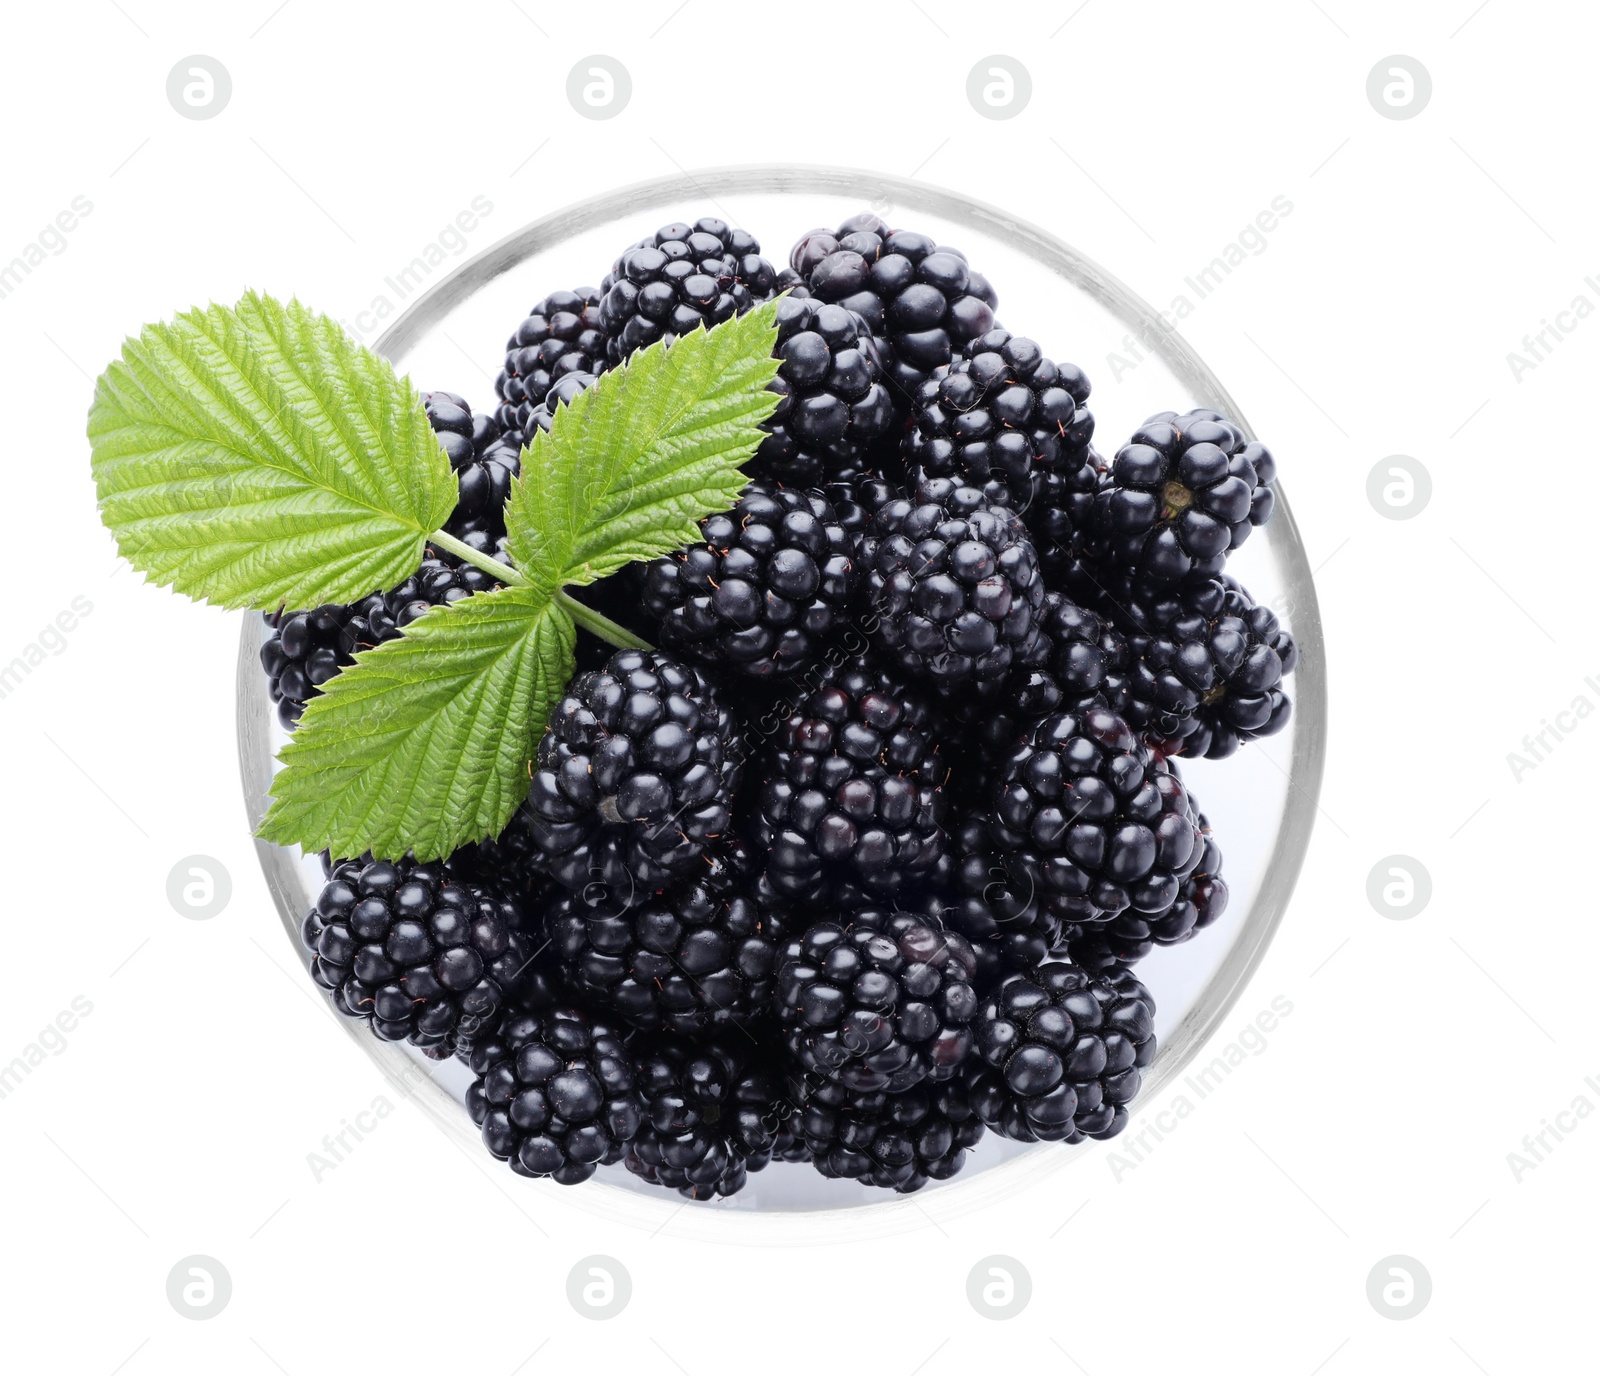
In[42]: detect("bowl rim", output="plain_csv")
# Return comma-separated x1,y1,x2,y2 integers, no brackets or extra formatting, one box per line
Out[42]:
238,163,1327,1242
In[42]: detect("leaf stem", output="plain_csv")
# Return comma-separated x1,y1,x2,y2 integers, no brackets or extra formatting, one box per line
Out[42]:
428,529,526,586
556,589,654,652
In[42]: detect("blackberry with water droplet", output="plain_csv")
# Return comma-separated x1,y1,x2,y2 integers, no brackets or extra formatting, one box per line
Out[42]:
775,908,979,1093
966,961,1156,1142
789,213,997,399
989,705,1205,925
301,856,539,1057
493,288,610,436
467,1006,642,1184
526,650,742,892
756,654,949,900
600,217,777,364
639,480,859,679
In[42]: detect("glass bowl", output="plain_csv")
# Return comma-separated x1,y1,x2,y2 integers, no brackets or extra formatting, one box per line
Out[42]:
237,165,1326,1240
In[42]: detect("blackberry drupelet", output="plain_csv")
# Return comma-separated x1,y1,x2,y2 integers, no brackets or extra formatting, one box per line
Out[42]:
301,856,538,1058
599,217,777,365
756,654,949,900
545,838,792,1034
261,550,504,729
639,480,859,679
625,1039,792,1199
752,295,896,487
967,961,1156,1142
775,909,979,1093
422,390,523,541
990,705,1205,925
940,810,1064,992
493,288,610,436
789,213,997,399
522,369,598,436
1065,818,1227,972
790,1073,985,1192
1181,577,1297,759
1092,408,1276,584
526,650,742,892
862,478,1048,698
906,328,1094,513
467,1006,642,1184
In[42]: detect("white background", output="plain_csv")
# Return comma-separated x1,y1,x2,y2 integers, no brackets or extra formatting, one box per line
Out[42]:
0,1,1592,1371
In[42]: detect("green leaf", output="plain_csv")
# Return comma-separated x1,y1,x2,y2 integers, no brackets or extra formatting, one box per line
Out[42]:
88,291,458,611
257,586,575,861
505,298,782,592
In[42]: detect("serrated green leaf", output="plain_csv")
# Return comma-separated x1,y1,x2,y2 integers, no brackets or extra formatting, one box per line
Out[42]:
88,291,458,611
505,299,782,592
257,585,574,861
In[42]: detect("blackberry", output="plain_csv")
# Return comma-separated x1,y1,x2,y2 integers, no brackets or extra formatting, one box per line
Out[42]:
261,551,504,729
989,706,1205,925
599,217,777,365
467,1006,642,1184
1065,819,1227,972
940,810,1064,992
301,856,538,1057
639,480,859,679
1098,573,1297,758
493,288,610,436
967,961,1156,1142
775,909,979,1093
1092,408,1276,585
546,838,792,1033
906,328,1094,514
522,369,598,436
789,213,997,399
756,655,949,900
422,390,523,541
789,1073,984,1192
526,650,742,892
625,1039,792,1199
752,295,895,487
862,478,1048,698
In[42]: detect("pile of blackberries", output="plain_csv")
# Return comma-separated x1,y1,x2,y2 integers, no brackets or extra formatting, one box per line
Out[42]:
275,211,1298,1198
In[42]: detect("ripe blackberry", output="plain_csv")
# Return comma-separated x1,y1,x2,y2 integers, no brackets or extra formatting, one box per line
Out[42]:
1093,408,1276,584
522,369,598,436
301,856,539,1057
789,1073,985,1192
862,479,1047,698
546,839,792,1034
422,390,523,541
990,706,1205,925
526,650,742,892
1065,819,1227,971
752,295,896,487
775,909,979,1093
939,810,1064,992
906,328,1094,513
260,550,504,729
967,961,1156,1142
625,1039,792,1199
1099,573,1297,758
467,1006,642,1184
493,288,610,436
789,213,997,398
599,217,777,365
639,480,859,679
756,655,949,900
